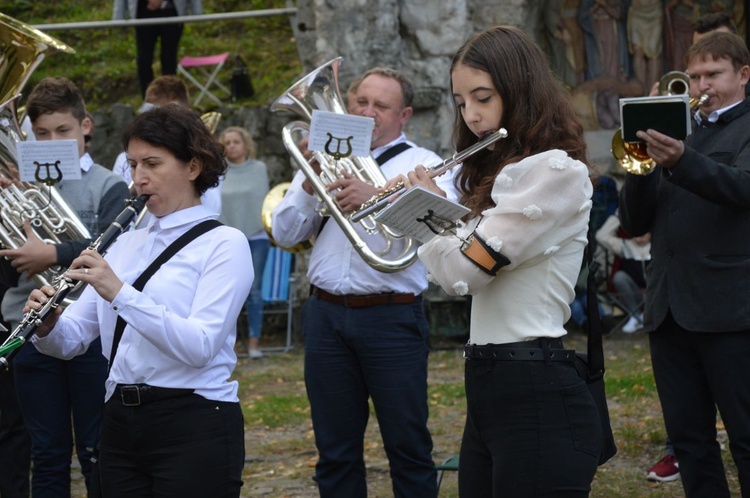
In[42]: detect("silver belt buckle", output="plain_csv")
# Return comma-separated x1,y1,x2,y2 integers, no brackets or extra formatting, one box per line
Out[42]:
120,385,142,406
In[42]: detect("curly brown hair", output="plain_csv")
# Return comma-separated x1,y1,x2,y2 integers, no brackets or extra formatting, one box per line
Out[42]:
451,26,590,216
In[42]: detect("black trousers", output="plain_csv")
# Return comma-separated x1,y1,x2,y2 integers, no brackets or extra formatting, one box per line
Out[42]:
459,342,600,498
650,312,750,498
134,6,183,97
98,393,244,498
0,364,30,498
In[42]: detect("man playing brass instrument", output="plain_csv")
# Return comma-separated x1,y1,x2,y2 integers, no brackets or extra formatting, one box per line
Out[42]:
619,32,750,498
273,67,458,498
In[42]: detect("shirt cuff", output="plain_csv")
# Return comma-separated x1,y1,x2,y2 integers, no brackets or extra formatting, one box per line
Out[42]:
110,282,138,314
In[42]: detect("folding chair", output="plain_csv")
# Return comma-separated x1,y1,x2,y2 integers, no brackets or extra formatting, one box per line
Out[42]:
436,455,459,493
177,51,231,106
599,248,647,334
260,246,297,353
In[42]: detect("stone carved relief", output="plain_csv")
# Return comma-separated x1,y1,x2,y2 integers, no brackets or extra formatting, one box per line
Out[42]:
538,0,744,132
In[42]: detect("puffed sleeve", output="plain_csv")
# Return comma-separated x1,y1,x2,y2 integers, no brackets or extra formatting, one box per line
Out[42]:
418,150,593,296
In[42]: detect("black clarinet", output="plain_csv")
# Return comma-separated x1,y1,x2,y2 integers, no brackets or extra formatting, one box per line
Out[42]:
0,195,150,372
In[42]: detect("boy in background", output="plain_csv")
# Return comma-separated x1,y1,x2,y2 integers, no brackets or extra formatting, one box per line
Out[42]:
0,77,129,496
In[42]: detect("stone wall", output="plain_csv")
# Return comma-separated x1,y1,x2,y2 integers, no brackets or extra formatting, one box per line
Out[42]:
91,0,744,180
88,0,554,185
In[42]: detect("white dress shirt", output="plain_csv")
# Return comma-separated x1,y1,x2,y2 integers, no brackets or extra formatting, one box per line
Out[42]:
419,150,593,345
272,134,458,295
33,204,253,402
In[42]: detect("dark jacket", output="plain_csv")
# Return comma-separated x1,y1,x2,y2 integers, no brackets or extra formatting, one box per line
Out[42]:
619,98,750,333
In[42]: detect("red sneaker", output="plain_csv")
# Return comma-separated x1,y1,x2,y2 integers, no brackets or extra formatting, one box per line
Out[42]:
646,454,680,482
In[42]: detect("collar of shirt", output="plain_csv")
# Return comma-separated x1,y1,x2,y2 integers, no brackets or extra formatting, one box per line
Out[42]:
371,133,408,159
145,204,216,234
80,152,93,172
695,100,743,125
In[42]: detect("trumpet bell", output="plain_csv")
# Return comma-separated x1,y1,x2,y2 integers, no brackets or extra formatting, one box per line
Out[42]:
659,71,690,96
611,131,653,175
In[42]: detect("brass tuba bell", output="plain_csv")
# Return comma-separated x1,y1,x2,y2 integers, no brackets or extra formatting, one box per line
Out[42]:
611,71,705,175
261,182,312,253
0,13,93,304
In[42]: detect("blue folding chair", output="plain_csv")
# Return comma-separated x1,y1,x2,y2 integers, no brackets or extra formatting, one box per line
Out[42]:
260,246,296,352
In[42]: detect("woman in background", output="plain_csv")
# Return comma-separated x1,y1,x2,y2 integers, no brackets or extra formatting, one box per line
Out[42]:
219,126,271,358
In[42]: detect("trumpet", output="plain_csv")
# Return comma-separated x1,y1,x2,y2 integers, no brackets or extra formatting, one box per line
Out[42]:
351,128,508,223
612,71,707,175
0,195,150,373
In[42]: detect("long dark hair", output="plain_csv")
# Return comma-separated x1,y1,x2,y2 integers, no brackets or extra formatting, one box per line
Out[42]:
451,26,589,215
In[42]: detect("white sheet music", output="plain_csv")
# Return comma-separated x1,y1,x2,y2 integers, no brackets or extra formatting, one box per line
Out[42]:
17,139,81,182
308,110,374,158
374,186,470,244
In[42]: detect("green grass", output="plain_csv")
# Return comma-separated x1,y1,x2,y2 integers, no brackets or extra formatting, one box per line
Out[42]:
242,392,310,428
3,0,302,110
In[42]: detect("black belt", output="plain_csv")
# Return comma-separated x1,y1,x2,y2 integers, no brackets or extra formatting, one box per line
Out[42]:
310,285,419,308
463,338,575,362
115,384,195,407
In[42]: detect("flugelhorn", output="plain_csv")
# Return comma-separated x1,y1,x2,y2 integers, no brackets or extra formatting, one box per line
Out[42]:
0,13,92,305
269,57,419,273
0,195,150,373
351,129,508,223
612,71,707,175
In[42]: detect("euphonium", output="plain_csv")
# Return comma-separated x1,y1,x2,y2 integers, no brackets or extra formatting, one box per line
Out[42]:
269,57,419,273
0,14,92,304
612,71,707,175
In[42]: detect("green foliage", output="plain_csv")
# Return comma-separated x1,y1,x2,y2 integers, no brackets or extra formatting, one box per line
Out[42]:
3,0,302,110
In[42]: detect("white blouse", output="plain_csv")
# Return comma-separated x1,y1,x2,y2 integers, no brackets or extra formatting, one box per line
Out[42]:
418,150,593,345
33,205,253,402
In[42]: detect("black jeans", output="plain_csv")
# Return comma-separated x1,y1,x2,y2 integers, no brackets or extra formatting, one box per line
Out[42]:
459,341,600,497
99,393,244,498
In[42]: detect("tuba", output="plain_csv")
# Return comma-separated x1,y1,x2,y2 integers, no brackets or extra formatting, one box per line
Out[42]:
0,13,92,303
269,57,419,273
612,71,707,175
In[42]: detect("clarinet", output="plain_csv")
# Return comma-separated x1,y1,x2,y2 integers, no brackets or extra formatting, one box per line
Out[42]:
0,195,150,372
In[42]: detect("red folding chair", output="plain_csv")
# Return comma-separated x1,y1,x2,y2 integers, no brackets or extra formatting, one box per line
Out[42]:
177,51,230,106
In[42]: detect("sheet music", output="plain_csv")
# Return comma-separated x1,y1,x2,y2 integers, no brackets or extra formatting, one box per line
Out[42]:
17,139,81,182
374,186,470,244
308,110,374,158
